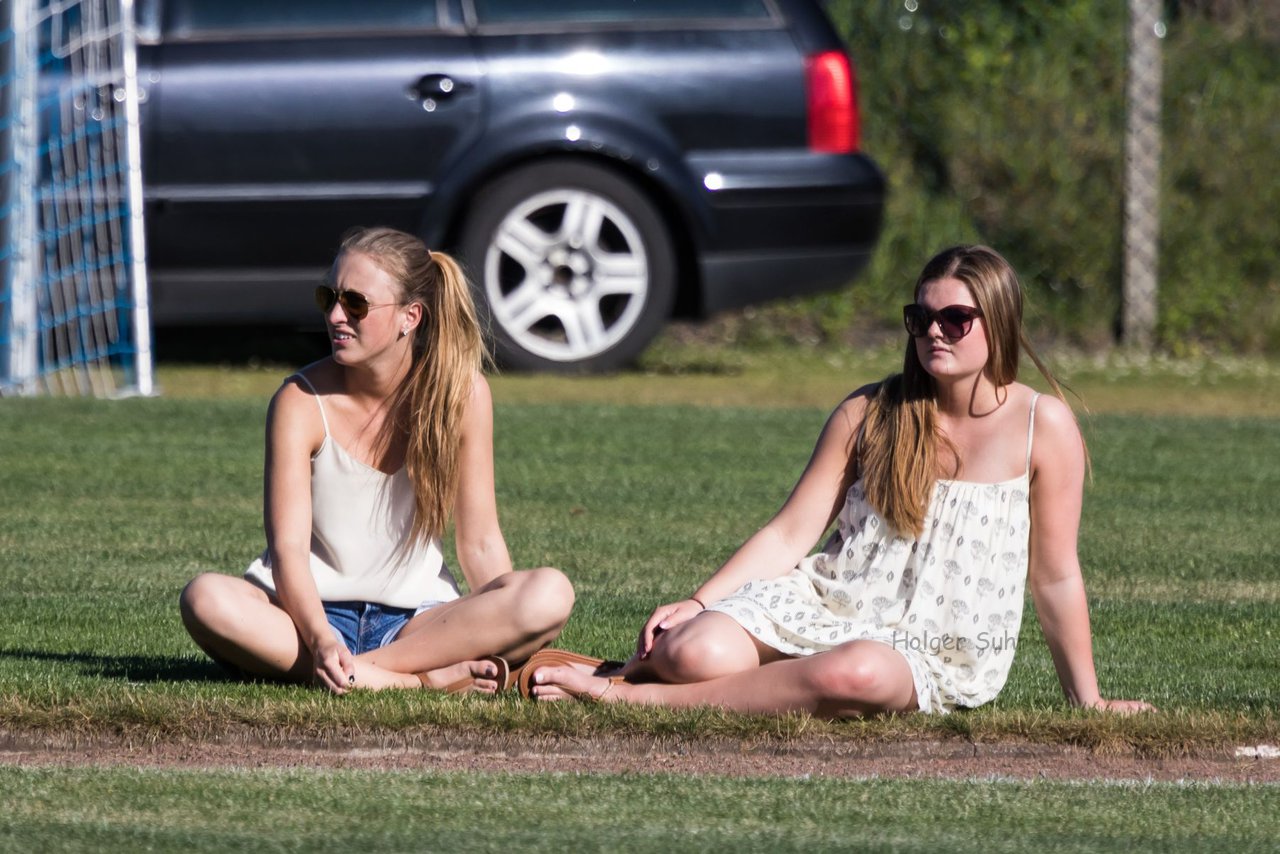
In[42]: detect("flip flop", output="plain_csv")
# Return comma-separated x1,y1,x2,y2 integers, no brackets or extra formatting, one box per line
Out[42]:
426,655,511,695
516,648,624,699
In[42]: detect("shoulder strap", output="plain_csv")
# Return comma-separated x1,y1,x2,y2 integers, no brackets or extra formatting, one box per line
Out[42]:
1025,393,1041,475
289,372,330,437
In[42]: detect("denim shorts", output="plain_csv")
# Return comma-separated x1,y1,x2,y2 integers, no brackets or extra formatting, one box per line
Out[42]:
324,599,443,655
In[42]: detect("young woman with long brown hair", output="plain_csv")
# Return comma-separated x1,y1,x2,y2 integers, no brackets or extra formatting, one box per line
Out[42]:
526,245,1152,716
180,227,573,693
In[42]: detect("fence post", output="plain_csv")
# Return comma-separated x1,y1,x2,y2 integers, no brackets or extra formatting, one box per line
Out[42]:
1123,0,1163,350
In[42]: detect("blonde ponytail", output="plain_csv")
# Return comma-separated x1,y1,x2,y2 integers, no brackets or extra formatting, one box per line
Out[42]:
401,251,487,545
337,227,489,545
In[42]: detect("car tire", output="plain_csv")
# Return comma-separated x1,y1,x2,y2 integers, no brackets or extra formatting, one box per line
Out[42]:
459,159,676,372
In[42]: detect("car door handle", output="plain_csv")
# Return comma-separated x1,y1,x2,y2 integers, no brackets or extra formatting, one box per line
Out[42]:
407,74,474,112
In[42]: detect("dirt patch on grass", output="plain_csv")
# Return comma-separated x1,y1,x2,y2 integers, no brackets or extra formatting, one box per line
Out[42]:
3,729,1277,783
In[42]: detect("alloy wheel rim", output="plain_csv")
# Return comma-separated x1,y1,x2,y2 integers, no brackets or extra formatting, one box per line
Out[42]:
483,188,649,362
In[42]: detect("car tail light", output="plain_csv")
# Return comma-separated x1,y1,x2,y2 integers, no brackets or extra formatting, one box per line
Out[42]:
806,50,859,154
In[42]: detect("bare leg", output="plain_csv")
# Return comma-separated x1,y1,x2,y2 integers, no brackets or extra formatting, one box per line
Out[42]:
178,573,421,689
179,568,572,691
534,635,919,719
179,573,314,681
532,610,776,695
354,567,574,676
622,611,788,683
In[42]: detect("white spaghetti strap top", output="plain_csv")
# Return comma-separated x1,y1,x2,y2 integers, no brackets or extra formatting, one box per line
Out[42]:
244,373,459,608
294,373,332,436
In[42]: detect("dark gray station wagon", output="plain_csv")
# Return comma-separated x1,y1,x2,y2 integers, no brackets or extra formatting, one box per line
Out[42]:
138,0,885,370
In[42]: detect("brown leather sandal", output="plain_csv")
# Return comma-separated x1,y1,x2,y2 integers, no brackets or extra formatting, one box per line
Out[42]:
516,648,625,699
423,655,511,694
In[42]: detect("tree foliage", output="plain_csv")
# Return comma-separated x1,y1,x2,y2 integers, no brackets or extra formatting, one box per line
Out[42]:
803,0,1280,353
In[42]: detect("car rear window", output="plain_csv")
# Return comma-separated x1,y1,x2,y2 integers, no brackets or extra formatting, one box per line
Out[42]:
472,0,773,25
164,0,440,40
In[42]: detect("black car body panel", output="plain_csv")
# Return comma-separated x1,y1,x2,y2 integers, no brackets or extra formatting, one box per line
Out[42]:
135,0,885,368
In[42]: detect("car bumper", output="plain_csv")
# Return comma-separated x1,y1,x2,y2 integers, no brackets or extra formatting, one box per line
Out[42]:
698,245,876,315
684,150,885,315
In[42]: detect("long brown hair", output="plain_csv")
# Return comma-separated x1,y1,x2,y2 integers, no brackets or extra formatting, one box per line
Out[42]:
859,245,1069,536
337,227,488,545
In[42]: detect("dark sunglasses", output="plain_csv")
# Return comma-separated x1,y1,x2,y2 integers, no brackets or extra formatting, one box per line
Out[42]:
314,285,399,320
903,303,983,339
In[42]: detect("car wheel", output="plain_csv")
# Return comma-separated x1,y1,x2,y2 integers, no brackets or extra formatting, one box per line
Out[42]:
460,160,676,372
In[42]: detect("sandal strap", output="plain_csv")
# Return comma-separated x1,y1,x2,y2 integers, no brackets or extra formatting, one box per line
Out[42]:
592,675,626,702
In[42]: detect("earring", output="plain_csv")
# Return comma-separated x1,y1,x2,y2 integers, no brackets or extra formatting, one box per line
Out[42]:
399,328,408,339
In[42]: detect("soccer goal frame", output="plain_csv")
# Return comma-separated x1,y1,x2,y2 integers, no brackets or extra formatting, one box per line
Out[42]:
1,0,153,397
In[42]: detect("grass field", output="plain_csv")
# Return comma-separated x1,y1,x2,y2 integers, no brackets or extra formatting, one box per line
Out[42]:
1,346,1276,848
2,767,1276,852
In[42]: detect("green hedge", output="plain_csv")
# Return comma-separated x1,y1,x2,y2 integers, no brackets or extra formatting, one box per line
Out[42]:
770,1,1280,354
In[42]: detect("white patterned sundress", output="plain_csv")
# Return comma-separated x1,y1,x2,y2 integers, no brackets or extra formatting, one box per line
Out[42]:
709,395,1040,714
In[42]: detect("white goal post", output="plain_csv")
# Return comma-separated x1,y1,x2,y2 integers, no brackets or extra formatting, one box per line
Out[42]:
1,0,152,397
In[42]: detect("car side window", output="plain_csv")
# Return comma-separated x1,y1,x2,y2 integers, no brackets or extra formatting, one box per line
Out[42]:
164,0,441,40
471,0,773,25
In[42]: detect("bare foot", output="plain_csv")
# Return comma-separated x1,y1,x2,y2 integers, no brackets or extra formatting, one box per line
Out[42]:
530,663,623,703
345,659,500,692
346,660,417,691
416,659,502,694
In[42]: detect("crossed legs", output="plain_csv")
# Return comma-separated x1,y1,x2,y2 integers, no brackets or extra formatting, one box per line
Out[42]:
531,610,919,718
179,567,574,691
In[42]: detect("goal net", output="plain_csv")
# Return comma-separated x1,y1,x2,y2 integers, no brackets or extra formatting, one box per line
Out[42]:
1,0,152,397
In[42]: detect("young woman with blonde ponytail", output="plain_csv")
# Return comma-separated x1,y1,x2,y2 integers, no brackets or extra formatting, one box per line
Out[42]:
180,227,573,694
528,245,1152,717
